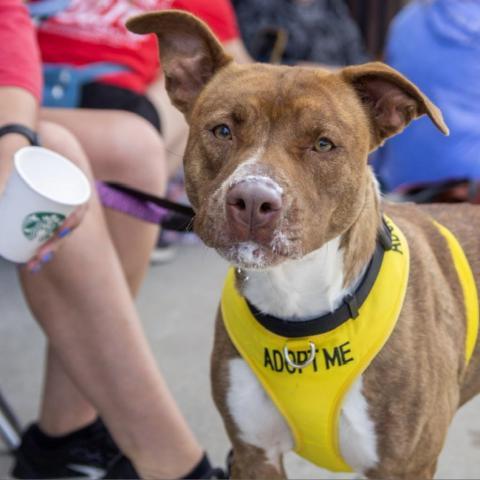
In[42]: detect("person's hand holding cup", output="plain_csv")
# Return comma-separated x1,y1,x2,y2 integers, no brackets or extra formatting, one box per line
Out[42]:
0,146,91,271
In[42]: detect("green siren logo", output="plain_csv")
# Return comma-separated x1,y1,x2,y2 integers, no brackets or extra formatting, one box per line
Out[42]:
22,212,66,242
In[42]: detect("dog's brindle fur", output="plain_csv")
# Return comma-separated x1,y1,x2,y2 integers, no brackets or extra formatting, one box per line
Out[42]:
128,12,480,479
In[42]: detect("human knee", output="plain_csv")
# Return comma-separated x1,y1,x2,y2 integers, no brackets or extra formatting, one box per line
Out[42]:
110,113,167,195
38,121,93,180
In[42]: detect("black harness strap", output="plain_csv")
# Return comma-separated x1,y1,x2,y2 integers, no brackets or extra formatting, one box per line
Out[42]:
247,218,392,338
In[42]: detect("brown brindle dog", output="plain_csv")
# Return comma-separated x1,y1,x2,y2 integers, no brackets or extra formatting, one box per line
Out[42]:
127,11,480,480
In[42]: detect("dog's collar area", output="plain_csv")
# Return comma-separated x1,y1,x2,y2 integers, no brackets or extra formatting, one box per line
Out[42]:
246,217,392,338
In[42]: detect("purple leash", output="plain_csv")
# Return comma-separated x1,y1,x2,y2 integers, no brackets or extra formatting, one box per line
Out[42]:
96,181,195,232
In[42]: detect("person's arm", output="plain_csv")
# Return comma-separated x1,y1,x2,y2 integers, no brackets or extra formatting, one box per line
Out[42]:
0,88,38,192
0,1,42,192
0,1,88,270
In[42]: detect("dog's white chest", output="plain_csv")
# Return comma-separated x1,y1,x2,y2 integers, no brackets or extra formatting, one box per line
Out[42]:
226,358,378,473
338,375,379,472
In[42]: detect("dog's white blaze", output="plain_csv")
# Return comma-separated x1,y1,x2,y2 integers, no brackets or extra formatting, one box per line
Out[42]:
219,148,262,190
231,174,284,194
227,358,294,467
339,376,379,473
243,237,349,319
218,146,283,196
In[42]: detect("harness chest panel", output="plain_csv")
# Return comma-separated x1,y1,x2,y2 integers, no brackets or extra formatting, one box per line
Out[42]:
221,217,410,472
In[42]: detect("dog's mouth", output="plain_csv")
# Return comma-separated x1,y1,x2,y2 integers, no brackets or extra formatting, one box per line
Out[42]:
217,233,301,270
218,242,272,270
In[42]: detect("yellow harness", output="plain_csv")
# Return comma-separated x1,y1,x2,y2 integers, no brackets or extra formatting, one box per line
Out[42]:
221,217,478,472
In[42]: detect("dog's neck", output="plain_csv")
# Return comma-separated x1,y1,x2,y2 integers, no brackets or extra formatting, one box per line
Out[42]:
240,170,381,321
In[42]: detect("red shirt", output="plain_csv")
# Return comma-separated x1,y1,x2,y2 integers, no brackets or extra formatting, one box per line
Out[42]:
0,0,42,101
36,0,240,93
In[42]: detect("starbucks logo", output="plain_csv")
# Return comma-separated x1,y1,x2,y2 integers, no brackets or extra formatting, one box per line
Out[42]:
22,212,66,242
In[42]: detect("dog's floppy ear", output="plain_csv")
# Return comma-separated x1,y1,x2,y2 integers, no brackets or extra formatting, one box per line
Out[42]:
127,10,232,115
341,62,449,149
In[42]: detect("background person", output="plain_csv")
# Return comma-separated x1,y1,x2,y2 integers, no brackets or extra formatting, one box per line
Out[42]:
232,0,368,66
372,0,480,200
1,2,222,478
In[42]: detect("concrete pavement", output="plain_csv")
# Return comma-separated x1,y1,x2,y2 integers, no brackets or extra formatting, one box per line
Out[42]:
0,246,479,479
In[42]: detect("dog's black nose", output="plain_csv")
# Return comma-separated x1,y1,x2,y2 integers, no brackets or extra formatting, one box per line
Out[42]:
226,181,282,239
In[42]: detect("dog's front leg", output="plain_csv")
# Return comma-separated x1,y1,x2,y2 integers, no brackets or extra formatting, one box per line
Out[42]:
229,443,286,479
211,310,291,479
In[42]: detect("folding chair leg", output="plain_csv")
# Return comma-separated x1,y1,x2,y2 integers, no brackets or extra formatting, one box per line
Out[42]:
0,389,22,451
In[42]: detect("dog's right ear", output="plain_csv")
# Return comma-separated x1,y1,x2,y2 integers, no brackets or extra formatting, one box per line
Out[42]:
127,10,232,115
341,62,449,150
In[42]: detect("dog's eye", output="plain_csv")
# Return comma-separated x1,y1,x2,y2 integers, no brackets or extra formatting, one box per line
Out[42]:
313,137,334,152
212,124,232,140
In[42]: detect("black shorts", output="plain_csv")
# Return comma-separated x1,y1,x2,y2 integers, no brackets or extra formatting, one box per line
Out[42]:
79,82,162,133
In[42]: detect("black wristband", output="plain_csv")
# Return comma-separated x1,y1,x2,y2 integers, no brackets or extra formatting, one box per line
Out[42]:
0,124,40,146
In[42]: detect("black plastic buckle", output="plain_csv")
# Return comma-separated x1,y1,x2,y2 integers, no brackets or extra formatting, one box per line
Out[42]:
344,293,359,319
378,218,393,251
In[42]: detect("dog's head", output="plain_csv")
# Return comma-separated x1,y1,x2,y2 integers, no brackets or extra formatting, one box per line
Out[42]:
128,11,448,270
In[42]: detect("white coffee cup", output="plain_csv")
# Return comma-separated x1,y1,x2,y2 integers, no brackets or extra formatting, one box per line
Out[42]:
0,146,91,263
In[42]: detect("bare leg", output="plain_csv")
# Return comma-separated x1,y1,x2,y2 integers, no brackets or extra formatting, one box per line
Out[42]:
20,122,202,478
39,347,97,435
104,209,156,296
41,108,167,294
147,76,189,177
